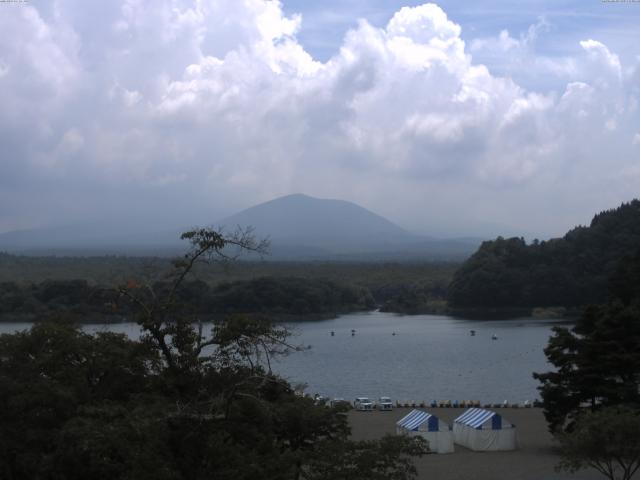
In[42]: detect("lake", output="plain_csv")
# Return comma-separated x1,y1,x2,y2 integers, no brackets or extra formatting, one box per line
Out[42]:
0,310,565,404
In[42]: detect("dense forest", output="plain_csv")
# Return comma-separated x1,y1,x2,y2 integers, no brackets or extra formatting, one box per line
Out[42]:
0,254,457,293
0,255,456,320
0,277,373,322
448,200,640,309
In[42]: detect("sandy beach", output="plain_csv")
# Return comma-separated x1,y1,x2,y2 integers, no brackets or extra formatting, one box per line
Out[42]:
348,407,614,480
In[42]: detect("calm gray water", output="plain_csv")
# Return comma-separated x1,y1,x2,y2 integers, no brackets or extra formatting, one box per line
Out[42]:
0,311,564,404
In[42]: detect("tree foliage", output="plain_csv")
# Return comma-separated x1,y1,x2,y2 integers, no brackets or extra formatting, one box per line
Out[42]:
0,228,428,480
203,276,375,316
449,200,640,308
533,250,640,433
0,276,375,321
556,406,640,480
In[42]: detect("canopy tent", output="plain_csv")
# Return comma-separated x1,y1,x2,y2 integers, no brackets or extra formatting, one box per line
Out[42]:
396,409,454,454
453,408,517,451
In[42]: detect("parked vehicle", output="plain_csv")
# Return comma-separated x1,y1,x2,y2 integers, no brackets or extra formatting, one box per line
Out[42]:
377,396,393,411
354,397,374,411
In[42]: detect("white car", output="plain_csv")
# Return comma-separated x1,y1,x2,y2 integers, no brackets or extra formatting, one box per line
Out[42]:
377,396,394,411
354,397,374,411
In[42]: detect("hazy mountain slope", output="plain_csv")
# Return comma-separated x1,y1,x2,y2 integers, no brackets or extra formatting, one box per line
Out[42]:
219,193,417,248
0,194,480,259
0,222,183,255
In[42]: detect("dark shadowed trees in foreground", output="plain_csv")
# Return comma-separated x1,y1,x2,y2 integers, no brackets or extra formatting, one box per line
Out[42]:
556,406,640,480
0,228,427,480
533,251,640,433
535,251,640,480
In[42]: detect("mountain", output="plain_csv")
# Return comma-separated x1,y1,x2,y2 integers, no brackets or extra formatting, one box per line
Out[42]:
218,194,481,259
0,194,481,259
219,193,415,248
448,199,640,309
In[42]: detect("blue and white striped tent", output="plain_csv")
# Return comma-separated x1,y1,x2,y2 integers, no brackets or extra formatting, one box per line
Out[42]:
453,408,517,451
396,410,454,454
455,408,505,430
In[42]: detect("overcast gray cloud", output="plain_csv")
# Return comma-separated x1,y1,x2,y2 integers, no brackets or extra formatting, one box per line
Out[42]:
0,0,639,237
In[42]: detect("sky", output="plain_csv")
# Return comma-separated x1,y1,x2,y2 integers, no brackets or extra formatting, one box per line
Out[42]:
1,0,639,238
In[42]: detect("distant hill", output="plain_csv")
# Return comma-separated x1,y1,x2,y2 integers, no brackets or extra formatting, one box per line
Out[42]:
0,194,481,260
219,193,416,248
219,194,479,259
448,200,640,309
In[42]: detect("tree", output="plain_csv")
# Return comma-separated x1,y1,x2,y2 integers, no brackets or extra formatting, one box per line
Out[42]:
0,322,163,480
556,406,640,480
114,226,271,376
305,435,428,480
533,301,640,432
0,227,428,480
533,248,640,433
448,200,640,309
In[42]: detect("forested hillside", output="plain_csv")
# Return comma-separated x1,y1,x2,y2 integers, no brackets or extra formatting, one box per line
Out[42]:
0,277,375,322
448,200,640,309
0,257,456,320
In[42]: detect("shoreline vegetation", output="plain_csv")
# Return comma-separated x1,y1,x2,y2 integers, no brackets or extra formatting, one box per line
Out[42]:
0,255,459,323
0,254,584,323
0,267,582,324
0,308,578,324
448,200,640,311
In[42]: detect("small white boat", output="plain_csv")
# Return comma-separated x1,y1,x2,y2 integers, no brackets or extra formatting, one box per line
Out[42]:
492,334,498,340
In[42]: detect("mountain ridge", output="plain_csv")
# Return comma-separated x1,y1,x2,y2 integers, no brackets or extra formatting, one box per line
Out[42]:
0,193,480,259
218,193,419,247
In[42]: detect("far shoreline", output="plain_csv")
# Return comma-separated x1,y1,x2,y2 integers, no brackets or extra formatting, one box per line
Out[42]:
0,307,581,324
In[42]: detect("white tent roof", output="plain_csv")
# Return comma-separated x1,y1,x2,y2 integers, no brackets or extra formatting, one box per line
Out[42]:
454,408,511,429
397,409,442,432
397,409,454,453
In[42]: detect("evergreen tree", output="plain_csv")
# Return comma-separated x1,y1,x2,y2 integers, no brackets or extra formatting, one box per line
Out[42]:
449,200,640,309
534,251,640,433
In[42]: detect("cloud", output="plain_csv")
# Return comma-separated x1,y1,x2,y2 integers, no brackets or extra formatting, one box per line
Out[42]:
470,17,550,54
580,39,622,80
0,1,638,237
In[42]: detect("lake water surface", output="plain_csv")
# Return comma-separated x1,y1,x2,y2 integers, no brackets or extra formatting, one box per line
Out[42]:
0,311,565,404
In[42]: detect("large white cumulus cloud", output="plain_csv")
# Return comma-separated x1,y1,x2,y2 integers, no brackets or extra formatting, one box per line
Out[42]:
0,1,638,236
